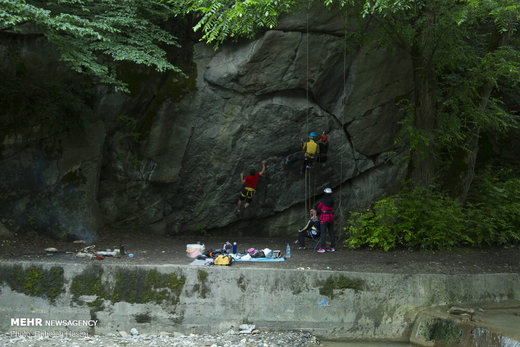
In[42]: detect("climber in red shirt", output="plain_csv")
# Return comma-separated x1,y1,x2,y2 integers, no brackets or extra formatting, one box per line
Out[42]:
236,160,266,214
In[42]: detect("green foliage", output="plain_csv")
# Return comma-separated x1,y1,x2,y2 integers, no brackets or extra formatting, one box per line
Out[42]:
172,0,299,47
346,166,520,250
394,98,436,162
346,186,468,251
358,0,520,189
0,0,184,91
466,166,520,246
118,115,144,143
0,60,93,138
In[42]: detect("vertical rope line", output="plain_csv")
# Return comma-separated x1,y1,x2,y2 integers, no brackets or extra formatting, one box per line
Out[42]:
305,168,308,215
339,9,347,238
304,9,310,217
313,168,317,207
306,10,310,137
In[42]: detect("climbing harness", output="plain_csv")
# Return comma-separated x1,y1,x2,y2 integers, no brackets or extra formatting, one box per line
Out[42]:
240,187,255,200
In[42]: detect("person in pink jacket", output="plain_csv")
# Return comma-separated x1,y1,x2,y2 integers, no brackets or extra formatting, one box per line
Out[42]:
315,187,335,253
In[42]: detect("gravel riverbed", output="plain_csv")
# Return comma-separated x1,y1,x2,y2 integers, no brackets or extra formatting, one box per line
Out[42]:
1,330,321,347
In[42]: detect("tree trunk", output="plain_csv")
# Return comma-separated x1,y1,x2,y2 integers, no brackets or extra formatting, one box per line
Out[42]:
444,31,511,202
409,46,437,188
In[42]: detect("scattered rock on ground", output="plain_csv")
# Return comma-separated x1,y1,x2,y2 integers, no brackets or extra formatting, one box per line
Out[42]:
0,330,320,346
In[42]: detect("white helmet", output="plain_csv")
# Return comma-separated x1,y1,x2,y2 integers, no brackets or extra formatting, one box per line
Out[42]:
324,187,332,194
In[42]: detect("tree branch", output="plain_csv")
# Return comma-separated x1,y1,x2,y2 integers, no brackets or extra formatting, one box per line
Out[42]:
0,21,28,32
373,15,409,51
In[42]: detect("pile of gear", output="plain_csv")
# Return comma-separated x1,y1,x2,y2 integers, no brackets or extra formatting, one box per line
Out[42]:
238,247,282,260
190,242,283,266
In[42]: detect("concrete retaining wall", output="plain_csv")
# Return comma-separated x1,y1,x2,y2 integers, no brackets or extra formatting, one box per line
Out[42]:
0,261,519,342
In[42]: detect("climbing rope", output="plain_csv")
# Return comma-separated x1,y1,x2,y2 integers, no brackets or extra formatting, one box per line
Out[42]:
305,167,309,214
312,164,317,208
304,165,308,214
301,7,348,244
304,8,310,217
338,9,348,236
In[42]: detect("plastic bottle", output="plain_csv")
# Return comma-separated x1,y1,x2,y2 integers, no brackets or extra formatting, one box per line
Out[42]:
285,242,291,259
233,242,237,254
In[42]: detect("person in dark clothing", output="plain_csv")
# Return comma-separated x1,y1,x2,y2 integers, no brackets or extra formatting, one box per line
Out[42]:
318,132,329,168
315,187,335,253
297,209,320,249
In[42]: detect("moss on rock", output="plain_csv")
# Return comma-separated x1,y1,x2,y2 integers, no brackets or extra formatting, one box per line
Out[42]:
134,312,152,323
87,297,105,323
193,270,209,299
61,168,87,187
237,275,246,292
426,318,462,345
319,275,364,299
0,264,64,303
70,265,106,300
70,266,185,306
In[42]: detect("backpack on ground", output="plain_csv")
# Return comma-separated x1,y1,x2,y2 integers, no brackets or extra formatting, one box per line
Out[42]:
214,255,232,266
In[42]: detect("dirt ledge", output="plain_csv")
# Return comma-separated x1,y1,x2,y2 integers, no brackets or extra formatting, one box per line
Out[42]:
1,230,519,274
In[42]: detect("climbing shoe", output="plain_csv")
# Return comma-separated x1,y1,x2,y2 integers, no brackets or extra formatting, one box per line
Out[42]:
316,248,325,253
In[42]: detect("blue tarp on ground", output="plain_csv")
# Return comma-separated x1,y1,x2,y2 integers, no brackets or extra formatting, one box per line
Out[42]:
234,257,285,262
190,257,285,265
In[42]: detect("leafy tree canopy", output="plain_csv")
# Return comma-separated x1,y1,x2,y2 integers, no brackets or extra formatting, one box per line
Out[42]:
172,0,299,47
0,0,184,92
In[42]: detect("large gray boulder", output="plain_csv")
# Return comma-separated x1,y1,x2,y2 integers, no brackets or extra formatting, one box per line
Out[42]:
0,33,105,241
0,6,413,239
96,9,412,236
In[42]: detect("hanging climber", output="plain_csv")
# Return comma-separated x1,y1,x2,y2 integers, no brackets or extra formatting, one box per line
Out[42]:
236,160,267,214
300,131,319,174
317,131,329,168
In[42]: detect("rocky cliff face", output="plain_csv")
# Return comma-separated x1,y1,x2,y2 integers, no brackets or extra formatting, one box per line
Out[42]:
0,8,412,240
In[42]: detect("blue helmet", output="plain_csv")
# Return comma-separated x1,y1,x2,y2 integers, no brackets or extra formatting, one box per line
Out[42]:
309,132,316,138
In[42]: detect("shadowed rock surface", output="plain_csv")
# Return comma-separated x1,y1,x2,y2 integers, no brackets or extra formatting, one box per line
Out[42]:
0,7,412,239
